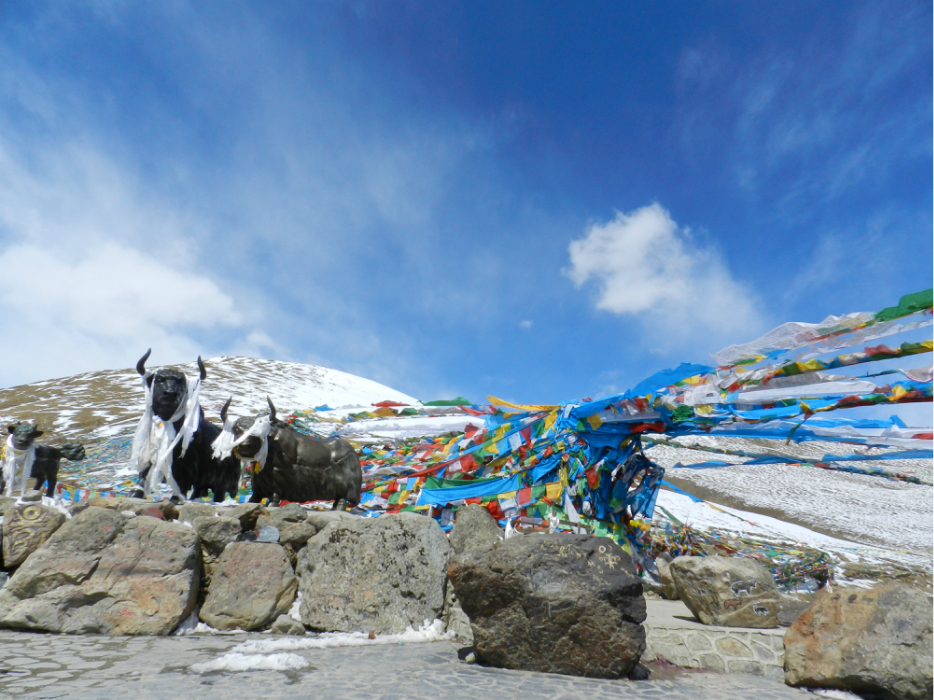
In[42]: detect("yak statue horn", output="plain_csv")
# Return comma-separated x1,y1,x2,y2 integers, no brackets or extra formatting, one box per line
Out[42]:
220,397,231,423
197,356,207,381
136,349,152,376
267,396,277,423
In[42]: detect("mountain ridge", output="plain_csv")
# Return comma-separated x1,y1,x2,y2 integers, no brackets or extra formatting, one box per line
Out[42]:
0,355,420,443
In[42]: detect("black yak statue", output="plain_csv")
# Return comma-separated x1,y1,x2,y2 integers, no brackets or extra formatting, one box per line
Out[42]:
214,397,362,508
1,423,85,498
130,349,240,502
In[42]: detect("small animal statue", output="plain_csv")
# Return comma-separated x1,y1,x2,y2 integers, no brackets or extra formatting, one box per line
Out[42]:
213,397,362,508
1,423,85,498
130,349,240,502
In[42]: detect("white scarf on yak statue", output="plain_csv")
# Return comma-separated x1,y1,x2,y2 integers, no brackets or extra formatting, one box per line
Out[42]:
212,413,271,478
1,435,36,497
131,370,202,499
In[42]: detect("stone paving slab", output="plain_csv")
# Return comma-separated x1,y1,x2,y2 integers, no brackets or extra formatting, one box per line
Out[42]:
0,630,818,700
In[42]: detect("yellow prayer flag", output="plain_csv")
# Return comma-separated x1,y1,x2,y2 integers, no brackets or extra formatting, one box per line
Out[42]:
586,413,603,430
488,395,559,411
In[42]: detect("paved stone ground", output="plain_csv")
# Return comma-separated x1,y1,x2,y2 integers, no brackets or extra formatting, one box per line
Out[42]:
0,630,823,700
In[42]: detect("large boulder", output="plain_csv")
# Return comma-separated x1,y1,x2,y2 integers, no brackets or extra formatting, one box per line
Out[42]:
0,507,200,635
297,511,452,634
669,555,779,628
2,503,67,567
200,542,298,631
448,532,646,678
448,504,503,555
784,583,933,700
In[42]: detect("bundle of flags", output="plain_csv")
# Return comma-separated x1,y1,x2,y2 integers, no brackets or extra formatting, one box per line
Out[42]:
353,289,932,572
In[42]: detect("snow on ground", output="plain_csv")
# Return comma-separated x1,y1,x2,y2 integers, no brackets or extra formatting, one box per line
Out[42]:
336,415,480,441
647,441,933,556
191,652,310,674
182,618,453,673
652,489,931,574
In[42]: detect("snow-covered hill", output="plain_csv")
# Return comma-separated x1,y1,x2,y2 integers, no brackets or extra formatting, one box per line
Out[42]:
0,356,421,442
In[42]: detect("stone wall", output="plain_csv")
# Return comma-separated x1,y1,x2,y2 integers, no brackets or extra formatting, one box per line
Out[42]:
641,600,785,681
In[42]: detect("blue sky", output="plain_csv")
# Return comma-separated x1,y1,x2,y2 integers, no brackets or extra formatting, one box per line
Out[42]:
0,1,930,416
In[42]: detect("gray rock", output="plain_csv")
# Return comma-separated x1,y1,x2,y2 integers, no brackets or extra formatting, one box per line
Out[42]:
177,503,218,523
257,505,309,532
226,503,265,530
784,582,933,700
270,613,306,635
85,496,178,521
448,533,646,679
0,496,15,518
192,516,241,557
0,508,200,634
640,579,665,599
656,557,680,600
304,510,358,532
441,579,473,645
267,503,308,524
257,526,280,543
200,542,298,631
669,555,779,628
2,502,66,567
448,504,503,555
279,521,316,550
298,511,451,634
20,489,42,503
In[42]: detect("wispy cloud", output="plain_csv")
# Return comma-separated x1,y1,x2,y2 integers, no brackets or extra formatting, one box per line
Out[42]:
674,2,930,217
0,2,519,393
566,203,764,349
0,133,253,385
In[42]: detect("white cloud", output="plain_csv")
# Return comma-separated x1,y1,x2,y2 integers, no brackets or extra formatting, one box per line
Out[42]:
566,203,763,346
519,320,533,329
0,241,244,387
0,114,264,387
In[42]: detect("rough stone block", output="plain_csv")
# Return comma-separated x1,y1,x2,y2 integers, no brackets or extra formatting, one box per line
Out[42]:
449,532,645,679
669,555,779,628
0,508,200,635
448,504,503,555
192,516,241,557
784,582,933,700
298,511,451,634
200,542,297,631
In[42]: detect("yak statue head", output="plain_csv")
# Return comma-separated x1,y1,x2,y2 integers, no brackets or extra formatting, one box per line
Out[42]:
7,423,42,451
136,349,207,422
221,396,278,460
